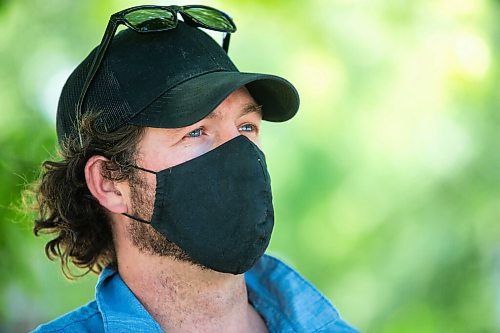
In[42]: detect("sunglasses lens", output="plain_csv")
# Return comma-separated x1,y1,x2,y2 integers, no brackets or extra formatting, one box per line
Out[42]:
124,9,176,32
183,7,236,32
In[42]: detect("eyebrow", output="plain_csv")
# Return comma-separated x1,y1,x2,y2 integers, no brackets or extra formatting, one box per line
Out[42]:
242,103,263,116
205,103,263,120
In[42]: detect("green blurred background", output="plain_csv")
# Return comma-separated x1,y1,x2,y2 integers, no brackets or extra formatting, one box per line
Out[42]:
1,0,499,331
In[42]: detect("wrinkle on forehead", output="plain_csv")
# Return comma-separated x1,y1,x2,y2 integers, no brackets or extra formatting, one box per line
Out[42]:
205,103,263,120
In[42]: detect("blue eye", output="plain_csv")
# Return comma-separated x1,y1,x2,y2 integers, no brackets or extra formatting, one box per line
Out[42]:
186,128,203,138
239,124,255,132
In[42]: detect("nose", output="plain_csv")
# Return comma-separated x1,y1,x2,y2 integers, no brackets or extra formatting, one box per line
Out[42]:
213,124,241,149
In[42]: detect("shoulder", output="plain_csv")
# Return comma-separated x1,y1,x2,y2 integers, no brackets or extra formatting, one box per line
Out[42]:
31,300,103,333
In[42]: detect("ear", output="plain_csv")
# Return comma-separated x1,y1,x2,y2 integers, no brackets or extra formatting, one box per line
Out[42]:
85,155,128,214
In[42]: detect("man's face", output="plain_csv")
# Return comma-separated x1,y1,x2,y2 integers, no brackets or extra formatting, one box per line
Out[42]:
125,87,263,260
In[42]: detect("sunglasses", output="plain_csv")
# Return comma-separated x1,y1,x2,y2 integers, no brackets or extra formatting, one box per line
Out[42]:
75,5,237,146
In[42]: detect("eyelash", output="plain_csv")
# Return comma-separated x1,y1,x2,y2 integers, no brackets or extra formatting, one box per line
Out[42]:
184,123,258,138
185,128,204,138
239,124,257,132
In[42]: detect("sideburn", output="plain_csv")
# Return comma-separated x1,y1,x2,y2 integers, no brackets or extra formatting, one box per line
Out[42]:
126,170,199,265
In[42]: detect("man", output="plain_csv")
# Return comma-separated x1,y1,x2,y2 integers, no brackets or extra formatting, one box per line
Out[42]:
32,5,358,332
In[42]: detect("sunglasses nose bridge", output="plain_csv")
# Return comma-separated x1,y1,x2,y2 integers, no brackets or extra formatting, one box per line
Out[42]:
178,11,199,27
169,5,182,12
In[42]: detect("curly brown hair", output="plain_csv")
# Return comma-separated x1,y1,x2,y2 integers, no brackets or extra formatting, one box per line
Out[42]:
32,113,145,279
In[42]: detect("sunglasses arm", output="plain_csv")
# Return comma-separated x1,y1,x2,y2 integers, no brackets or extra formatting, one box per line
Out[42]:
222,32,231,53
85,17,121,92
75,17,121,147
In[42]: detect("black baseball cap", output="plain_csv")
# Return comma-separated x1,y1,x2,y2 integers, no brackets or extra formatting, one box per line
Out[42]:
56,21,300,145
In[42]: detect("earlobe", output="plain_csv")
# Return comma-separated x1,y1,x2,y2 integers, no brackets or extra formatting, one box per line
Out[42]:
84,156,128,214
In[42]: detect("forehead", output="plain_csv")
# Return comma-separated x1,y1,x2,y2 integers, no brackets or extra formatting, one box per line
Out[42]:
205,102,262,120
196,86,262,120
140,87,262,138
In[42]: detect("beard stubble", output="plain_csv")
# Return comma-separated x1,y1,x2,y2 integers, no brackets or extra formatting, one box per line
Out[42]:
127,171,197,264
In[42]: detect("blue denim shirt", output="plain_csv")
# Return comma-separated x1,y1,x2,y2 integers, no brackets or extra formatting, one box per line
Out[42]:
33,254,358,332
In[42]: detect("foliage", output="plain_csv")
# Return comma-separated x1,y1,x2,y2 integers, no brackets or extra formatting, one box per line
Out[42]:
0,0,498,331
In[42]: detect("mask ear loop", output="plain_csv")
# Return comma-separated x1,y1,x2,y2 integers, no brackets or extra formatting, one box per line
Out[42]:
131,165,157,174
122,213,151,224
121,164,158,224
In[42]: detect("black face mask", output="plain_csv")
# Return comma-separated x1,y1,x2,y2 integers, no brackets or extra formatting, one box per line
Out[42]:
124,135,274,274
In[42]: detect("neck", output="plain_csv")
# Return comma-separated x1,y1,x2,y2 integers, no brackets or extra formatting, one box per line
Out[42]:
117,250,267,333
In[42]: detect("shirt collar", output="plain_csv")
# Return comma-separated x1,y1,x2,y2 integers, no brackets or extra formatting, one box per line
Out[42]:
245,254,341,332
95,267,163,333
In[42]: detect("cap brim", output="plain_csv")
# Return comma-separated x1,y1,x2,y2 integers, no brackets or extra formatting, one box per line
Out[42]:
128,71,300,128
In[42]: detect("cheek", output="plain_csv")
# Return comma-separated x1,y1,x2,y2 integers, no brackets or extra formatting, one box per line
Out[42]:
241,126,262,148
247,135,262,149
162,142,212,168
